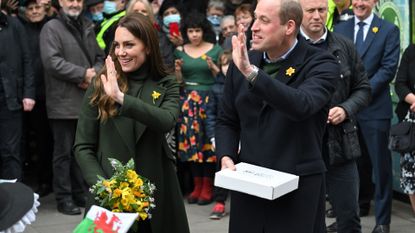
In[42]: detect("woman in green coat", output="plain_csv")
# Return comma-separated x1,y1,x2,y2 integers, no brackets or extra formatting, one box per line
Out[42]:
73,13,189,233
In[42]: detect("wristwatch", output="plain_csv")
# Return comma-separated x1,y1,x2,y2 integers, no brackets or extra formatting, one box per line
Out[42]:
246,65,259,83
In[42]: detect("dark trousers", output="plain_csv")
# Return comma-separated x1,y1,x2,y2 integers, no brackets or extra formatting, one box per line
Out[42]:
50,119,86,203
327,161,362,233
23,100,53,186
357,126,375,212
0,100,23,180
358,119,392,225
229,173,326,233
190,162,216,178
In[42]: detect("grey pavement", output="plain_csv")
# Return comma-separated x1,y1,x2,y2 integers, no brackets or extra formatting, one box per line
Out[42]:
22,194,414,233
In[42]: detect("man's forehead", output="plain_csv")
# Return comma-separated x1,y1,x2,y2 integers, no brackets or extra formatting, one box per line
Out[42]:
254,1,280,17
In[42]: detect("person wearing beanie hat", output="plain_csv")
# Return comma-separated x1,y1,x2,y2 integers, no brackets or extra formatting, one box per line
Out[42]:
84,0,104,32
0,182,40,233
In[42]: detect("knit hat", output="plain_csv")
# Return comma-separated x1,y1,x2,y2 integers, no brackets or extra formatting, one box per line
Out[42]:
158,0,180,17
0,182,35,231
85,0,104,7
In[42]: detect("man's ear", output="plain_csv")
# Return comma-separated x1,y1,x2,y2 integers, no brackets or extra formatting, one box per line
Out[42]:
285,19,297,36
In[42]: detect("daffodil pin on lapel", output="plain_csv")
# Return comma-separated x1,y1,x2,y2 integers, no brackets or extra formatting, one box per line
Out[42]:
151,91,161,104
372,27,379,33
286,67,295,77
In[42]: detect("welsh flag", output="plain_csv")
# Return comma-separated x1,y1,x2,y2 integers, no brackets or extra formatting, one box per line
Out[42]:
73,205,138,233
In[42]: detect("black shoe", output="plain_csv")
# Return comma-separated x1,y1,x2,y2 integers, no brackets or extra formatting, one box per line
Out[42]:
326,221,337,233
57,201,82,215
73,195,87,207
326,208,336,218
36,184,53,197
359,208,369,217
372,225,390,233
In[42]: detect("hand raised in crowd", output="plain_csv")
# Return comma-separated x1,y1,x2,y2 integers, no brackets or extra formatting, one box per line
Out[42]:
4,0,18,14
168,32,184,47
100,56,124,104
22,98,36,112
231,24,252,77
206,56,220,77
174,58,184,84
327,106,347,125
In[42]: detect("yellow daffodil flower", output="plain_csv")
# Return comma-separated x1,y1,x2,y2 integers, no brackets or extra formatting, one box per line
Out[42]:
151,91,161,104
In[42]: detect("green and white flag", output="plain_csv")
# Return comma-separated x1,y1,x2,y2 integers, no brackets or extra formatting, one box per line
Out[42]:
73,205,138,233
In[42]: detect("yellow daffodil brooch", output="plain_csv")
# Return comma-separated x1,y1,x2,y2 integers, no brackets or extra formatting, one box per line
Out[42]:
372,27,379,33
286,67,296,77
151,91,161,104
201,54,207,60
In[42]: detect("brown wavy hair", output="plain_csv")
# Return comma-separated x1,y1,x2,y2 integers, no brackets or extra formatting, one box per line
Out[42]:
90,13,168,122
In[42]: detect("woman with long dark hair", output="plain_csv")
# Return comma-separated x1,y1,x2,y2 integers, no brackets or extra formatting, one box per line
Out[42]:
74,13,190,233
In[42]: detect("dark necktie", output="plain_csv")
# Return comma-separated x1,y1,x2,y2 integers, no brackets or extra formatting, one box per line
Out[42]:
355,21,366,54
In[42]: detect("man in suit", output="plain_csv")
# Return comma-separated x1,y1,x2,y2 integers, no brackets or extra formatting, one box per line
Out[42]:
215,0,339,232
335,0,400,232
40,0,104,215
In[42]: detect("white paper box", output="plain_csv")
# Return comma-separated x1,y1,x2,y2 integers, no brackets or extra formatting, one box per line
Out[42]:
214,162,299,200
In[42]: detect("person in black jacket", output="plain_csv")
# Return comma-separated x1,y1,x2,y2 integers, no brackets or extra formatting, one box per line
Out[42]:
216,0,339,232
299,0,371,232
0,2,36,181
394,43,415,215
205,50,232,220
19,0,54,197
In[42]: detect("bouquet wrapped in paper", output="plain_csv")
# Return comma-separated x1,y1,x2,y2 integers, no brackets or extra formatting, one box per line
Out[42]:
90,158,156,220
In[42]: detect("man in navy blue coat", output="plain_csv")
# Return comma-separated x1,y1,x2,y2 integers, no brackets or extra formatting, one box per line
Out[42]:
215,0,339,232
334,0,400,232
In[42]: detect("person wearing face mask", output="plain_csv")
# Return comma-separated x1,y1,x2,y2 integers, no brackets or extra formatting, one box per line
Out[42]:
159,0,183,46
96,0,127,54
85,0,104,33
206,0,225,43
39,0,105,215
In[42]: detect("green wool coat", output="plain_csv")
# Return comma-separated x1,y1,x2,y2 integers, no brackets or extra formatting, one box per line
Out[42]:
74,74,190,233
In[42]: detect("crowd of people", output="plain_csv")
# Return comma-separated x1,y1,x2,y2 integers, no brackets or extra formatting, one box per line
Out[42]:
0,0,414,233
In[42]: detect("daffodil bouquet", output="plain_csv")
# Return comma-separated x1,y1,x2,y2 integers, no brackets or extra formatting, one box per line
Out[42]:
90,158,156,221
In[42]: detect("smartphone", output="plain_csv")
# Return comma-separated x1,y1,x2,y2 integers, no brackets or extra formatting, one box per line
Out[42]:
169,22,180,36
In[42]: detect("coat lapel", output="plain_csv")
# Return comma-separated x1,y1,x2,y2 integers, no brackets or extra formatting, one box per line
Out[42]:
112,115,136,156
274,40,307,85
359,15,381,57
134,78,167,143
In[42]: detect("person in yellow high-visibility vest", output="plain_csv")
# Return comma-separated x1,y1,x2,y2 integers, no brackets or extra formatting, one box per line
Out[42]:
96,0,127,54
326,0,353,31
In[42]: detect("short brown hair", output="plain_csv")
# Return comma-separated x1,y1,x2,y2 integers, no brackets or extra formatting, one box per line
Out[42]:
278,0,303,34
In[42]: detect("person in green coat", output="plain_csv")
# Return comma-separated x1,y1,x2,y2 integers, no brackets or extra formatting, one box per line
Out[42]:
73,13,190,233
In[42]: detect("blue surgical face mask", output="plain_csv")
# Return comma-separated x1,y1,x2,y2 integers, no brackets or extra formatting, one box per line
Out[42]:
103,1,117,15
207,15,222,27
91,12,104,22
163,14,181,27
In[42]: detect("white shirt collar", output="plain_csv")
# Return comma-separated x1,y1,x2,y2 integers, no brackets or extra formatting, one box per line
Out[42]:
263,39,298,63
299,27,328,44
354,13,374,27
